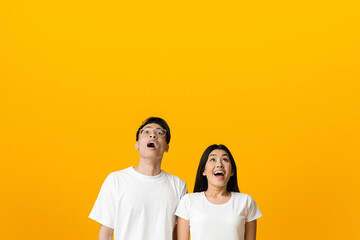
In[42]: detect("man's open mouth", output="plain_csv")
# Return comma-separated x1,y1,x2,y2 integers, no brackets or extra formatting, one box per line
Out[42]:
147,142,156,148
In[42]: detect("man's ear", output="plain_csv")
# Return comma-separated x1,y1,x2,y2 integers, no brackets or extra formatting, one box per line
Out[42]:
165,144,169,152
135,141,139,150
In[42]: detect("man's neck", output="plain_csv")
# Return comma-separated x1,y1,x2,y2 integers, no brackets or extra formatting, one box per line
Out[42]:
134,158,162,176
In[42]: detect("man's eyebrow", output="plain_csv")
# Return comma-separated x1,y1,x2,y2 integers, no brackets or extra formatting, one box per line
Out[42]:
143,127,164,130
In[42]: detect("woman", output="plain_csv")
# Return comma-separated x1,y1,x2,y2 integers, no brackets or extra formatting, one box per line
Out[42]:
175,144,262,240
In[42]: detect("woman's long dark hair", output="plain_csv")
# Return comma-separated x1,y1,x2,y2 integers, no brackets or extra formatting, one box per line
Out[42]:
193,144,240,193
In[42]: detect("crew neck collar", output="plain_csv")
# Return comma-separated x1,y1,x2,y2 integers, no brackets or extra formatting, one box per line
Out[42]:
201,191,233,207
129,166,165,182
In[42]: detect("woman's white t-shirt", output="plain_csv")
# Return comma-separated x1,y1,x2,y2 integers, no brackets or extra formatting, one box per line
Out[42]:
175,192,262,240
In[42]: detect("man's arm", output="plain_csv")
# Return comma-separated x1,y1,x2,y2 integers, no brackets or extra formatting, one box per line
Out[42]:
99,224,113,240
244,220,257,240
177,217,190,240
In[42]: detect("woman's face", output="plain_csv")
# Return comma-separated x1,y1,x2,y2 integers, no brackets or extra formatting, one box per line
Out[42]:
203,149,234,190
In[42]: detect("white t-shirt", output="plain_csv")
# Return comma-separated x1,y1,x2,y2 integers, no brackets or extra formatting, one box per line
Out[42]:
89,167,187,240
175,192,262,240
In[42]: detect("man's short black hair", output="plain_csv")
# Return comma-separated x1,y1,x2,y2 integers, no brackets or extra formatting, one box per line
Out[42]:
136,117,171,144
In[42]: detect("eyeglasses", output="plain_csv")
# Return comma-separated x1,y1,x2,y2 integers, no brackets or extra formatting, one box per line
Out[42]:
140,128,167,137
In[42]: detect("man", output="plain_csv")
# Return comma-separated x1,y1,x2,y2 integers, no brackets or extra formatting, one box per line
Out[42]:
89,117,187,240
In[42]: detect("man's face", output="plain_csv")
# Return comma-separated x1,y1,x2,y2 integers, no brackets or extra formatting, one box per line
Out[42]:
135,123,169,159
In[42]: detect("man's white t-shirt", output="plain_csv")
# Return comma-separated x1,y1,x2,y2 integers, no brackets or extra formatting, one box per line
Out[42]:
175,192,262,240
89,167,187,240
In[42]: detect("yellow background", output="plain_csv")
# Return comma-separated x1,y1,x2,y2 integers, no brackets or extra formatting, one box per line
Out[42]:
1,0,359,239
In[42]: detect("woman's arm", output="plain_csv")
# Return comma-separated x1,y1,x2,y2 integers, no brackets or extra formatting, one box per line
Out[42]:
173,223,177,240
177,217,190,240
99,224,113,240
244,220,257,240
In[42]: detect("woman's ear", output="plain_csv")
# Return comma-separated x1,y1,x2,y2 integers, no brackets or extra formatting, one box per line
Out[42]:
135,141,139,150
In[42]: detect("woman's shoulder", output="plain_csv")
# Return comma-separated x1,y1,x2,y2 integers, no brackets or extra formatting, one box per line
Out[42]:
184,192,204,197
181,192,204,201
231,192,255,201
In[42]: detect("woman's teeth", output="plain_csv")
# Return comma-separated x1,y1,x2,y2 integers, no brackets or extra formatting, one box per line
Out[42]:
214,171,224,176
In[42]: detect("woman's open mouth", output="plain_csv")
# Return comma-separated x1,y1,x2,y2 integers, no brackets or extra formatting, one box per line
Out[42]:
214,171,225,179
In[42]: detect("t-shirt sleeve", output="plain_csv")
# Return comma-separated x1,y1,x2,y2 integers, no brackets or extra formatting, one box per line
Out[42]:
246,195,262,222
175,194,190,220
88,173,118,229
180,181,187,197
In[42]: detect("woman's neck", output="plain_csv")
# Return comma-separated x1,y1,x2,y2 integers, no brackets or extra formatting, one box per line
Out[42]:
204,186,232,205
204,186,230,197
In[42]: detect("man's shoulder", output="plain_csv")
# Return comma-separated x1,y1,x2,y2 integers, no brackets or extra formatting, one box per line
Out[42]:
106,167,133,180
162,171,185,185
111,166,132,174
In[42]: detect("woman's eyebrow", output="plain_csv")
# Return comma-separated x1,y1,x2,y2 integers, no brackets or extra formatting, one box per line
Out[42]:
209,153,229,157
